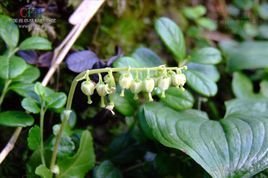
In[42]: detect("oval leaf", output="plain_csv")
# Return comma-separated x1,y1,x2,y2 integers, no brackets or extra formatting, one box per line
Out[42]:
155,17,186,62
93,160,123,178
0,111,34,127
0,56,27,79
190,47,222,64
27,125,41,150
22,97,41,114
19,37,52,50
0,15,19,48
232,72,254,99
185,70,217,96
142,101,268,178
160,87,194,110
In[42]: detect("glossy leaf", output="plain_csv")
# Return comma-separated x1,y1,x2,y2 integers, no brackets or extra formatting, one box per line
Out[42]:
12,65,40,83
196,17,217,31
0,111,34,127
185,70,217,96
187,62,220,82
66,50,99,73
27,125,41,150
57,130,95,178
93,160,123,178
0,15,19,48
142,101,268,178
46,92,67,109
0,56,27,79
10,83,36,98
232,72,254,99
35,165,52,178
22,97,40,114
155,17,186,62
220,41,268,71
160,87,194,110
182,5,206,20
19,37,52,50
190,47,221,64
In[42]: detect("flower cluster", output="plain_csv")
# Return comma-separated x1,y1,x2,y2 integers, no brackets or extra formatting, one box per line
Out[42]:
80,66,187,112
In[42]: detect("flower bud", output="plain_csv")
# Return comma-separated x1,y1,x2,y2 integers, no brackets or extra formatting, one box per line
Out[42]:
119,73,133,97
104,72,116,94
130,80,143,100
171,73,186,87
158,77,171,98
143,78,155,101
81,80,95,96
96,83,110,97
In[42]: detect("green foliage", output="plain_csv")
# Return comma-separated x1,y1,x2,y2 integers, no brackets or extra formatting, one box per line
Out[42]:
182,5,206,20
19,37,52,50
57,130,95,178
35,165,52,178
27,125,41,150
190,47,222,65
0,15,19,48
0,111,34,127
93,160,123,178
155,17,186,62
142,101,268,178
0,56,27,79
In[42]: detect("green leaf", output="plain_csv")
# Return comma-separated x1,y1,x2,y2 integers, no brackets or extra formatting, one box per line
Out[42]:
0,111,34,127
46,92,67,109
54,136,75,157
142,101,268,178
233,0,253,10
196,17,217,31
13,65,40,83
110,91,138,116
155,17,186,62
220,41,268,71
19,37,52,50
93,160,123,178
182,5,206,20
0,15,19,48
22,97,40,114
27,125,41,150
232,72,254,99
185,70,217,96
57,130,95,178
187,62,220,82
190,47,222,64
34,82,53,99
10,83,36,98
0,56,27,79
160,87,194,110
35,165,52,178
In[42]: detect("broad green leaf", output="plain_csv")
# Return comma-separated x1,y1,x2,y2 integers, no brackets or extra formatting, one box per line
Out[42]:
57,130,95,178
19,37,52,50
34,82,53,99
22,97,40,114
13,65,40,83
0,111,34,127
27,125,41,150
46,92,67,109
160,87,194,110
187,62,220,82
185,70,217,96
220,41,268,71
35,165,52,178
155,17,186,62
0,15,19,48
142,101,268,178
93,160,123,178
0,56,27,79
232,72,254,99
190,47,222,64
54,136,75,157
114,48,163,79
110,91,138,116
10,83,36,98
196,17,217,31
233,0,253,10
182,5,206,20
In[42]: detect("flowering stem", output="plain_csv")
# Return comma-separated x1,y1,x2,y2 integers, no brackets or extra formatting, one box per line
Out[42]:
49,65,185,172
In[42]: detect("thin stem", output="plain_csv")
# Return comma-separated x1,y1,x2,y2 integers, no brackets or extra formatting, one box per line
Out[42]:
0,80,12,109
49,65,186,172
40,105,47,166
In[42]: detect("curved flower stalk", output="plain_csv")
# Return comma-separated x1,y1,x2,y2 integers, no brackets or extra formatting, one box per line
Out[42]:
49,65,187,173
